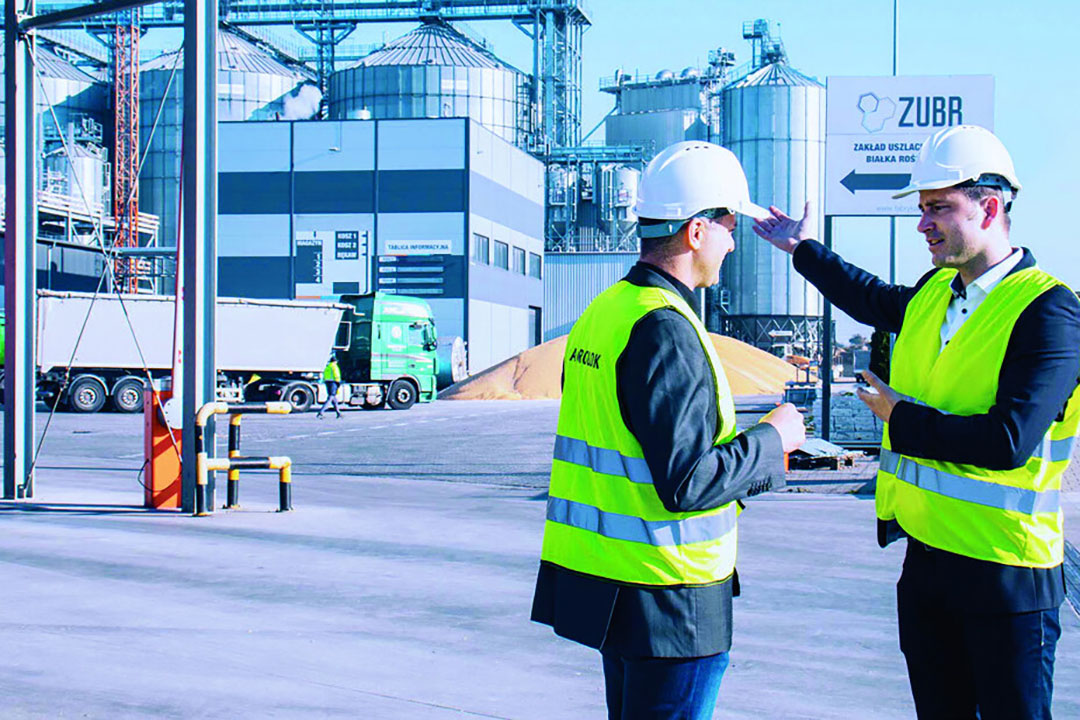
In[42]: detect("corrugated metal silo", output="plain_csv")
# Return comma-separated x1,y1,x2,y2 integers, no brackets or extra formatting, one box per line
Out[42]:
719,62,824,345
328,20,532,147
1,43,109,204
139,30,315,247
0,43,109,138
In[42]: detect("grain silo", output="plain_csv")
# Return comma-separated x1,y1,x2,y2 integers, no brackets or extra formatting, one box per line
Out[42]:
139,29,316,248
1,41,109,210
328,19,533,147
717,59,825,357
0,42,109,142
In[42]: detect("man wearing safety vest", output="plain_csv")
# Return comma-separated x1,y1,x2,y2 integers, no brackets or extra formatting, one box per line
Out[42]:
754,125,1080,719
317,354,343,419
532,141,806,720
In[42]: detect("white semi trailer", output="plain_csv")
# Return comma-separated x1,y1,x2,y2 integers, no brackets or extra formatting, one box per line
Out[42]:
34,290,346,413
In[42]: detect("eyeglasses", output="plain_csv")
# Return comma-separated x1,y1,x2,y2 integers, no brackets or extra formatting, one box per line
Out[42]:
694,208,731,221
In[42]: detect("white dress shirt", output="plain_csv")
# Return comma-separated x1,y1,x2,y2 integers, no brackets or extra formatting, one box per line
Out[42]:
939,248,1024,352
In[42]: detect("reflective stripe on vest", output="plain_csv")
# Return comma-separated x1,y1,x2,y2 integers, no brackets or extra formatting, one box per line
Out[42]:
547,496,737,547
1032,436,1076,463
877,265,1078,567
553,435,653,485
540,280,739,586
879,448,1061,515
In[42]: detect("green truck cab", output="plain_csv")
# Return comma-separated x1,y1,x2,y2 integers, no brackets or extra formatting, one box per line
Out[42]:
336,292,439,409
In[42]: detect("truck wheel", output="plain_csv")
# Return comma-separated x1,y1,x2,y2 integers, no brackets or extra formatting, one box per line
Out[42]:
387,379,417,410
281,382,315,413
68,376,107,413
112,377,146,413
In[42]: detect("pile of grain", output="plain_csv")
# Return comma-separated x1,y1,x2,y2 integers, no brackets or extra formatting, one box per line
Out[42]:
440,334,799,401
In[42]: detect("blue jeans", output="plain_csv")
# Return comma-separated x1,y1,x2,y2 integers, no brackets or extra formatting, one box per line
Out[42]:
601,650,729,720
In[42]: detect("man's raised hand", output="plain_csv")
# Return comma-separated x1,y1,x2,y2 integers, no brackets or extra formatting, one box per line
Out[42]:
752,201,815,254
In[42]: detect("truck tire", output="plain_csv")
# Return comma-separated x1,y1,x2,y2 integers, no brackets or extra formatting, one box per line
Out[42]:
68,375,107,413
387,379,417,410
281,382,315,413
112,377,146,413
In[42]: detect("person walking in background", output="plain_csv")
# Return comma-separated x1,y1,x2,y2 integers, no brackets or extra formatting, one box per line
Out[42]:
753,124,1080,719
532,140,806,720
317,353,343,419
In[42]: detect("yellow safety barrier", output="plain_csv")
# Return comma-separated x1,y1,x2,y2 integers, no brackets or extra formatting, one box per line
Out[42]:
194,401,293,516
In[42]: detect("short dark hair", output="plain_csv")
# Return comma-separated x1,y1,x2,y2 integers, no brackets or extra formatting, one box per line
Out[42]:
958,185,1011,231
637,217,681,256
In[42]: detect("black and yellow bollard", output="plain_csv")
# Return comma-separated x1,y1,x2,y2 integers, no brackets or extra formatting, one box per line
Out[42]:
194,401,227,517
226,414,242,509
270,456,293,512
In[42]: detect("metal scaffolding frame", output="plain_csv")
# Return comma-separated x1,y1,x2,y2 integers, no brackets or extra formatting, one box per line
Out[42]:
5,0,217,510
33,0,590,152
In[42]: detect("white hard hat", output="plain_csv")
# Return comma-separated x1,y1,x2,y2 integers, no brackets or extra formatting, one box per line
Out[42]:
634,141,769,239
893,125,1021,199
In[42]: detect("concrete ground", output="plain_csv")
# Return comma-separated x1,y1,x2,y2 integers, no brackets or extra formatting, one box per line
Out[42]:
1,399,1078,719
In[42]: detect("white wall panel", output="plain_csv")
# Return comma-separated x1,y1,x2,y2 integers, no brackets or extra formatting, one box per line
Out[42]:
378,119,465,170
219,122,291,172
378,212,465,256
467,298,530,373
292,121,375,171
218,214,291,257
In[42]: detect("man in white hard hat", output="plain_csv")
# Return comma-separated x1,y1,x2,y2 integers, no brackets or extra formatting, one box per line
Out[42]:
754,124,1080,719
532,140,806,719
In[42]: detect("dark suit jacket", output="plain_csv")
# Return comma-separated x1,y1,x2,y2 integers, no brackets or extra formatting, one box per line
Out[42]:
793,241,1080,612
532,263,785,657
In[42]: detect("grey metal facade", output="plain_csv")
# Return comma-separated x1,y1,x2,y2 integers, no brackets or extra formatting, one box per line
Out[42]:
543,251,637,340
720,62,824,318
140,29,313,248
328,21,532,148
602,69,719,157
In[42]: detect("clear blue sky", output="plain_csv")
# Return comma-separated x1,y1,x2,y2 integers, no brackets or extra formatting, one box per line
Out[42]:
143,1,1080,341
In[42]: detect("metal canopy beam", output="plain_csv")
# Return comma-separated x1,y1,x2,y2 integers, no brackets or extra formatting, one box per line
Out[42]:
19,0,160,31
179,0,217,512
5,0,38,499
33,0,591,27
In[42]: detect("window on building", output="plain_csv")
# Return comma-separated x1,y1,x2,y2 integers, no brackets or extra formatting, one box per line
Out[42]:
528,252,542,279
472,233,490,265
513,246,526,275
494,240,509,270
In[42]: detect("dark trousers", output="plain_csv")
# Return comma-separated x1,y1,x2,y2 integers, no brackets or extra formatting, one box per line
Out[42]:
601,649,728,720
897,544,1061,720
318,381,341,416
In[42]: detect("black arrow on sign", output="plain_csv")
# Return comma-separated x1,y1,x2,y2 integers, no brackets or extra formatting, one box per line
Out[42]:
840,170,911,194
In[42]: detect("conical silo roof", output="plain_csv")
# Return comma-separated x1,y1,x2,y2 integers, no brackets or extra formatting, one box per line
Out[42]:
0,42,102,83
729,62,823,89
354,21,514,70
141,29,312,79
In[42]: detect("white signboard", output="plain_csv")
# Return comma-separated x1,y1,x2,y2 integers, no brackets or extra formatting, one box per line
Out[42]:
382,239,452,256
825,75,994,216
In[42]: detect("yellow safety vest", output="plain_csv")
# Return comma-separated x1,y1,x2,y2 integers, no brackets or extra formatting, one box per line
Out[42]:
540,280,740,586
323,361,342,382
878,266,1080,567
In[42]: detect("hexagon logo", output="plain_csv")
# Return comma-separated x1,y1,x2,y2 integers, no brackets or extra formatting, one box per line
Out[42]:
857,92,896,133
